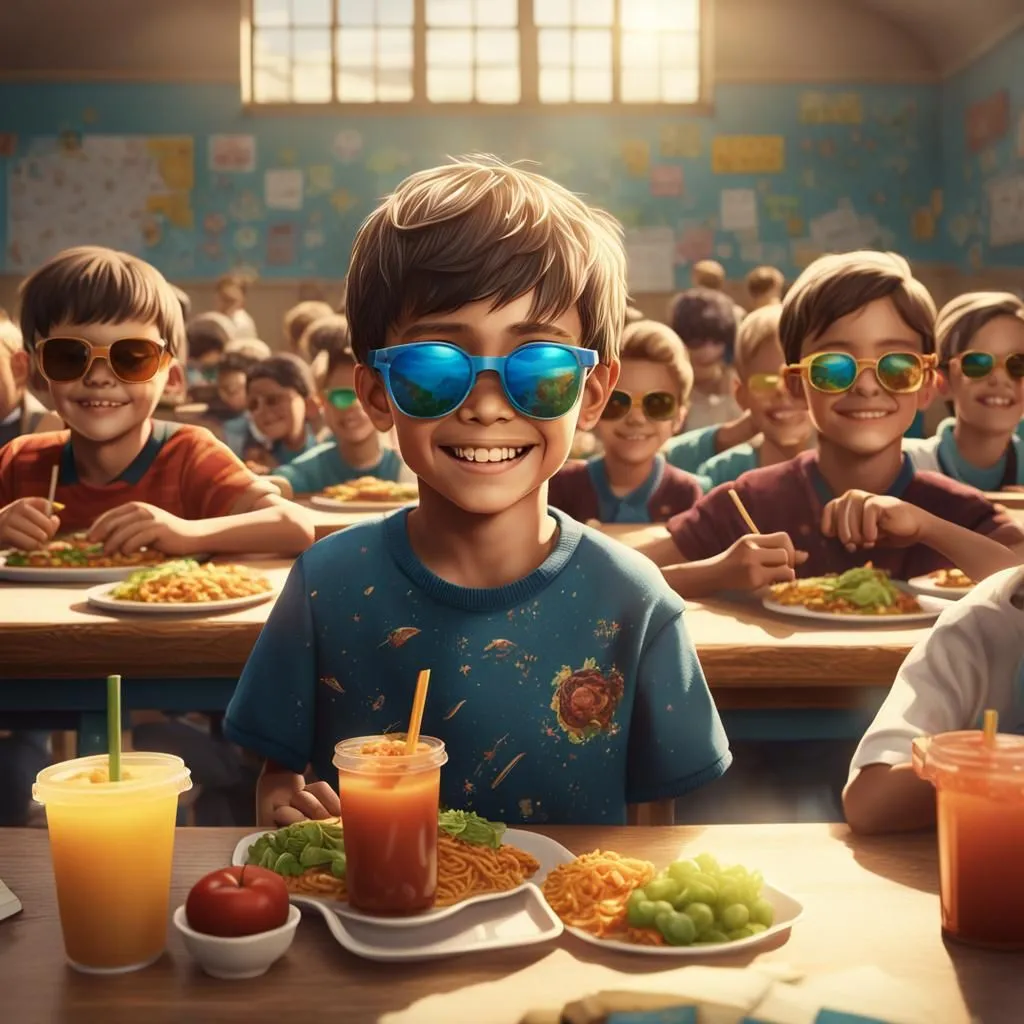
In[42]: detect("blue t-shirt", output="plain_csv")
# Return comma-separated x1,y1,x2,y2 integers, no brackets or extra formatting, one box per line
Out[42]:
587,455,663,523
271,426,320,466
663,426,719,474
903,417,1024,490
695,443,759,491
276,442,402,494
224,508,731,825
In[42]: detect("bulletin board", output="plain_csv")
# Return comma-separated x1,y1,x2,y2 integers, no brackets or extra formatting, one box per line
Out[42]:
0,79,940,286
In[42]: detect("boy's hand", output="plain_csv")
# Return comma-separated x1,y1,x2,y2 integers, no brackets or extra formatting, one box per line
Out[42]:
87,502,199,556
821,491,924,552
271,781,341,827
0,497,60,550
711,532,808,590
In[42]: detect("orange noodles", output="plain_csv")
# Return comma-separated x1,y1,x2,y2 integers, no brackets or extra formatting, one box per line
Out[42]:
542,850,655,937
357,737,430,757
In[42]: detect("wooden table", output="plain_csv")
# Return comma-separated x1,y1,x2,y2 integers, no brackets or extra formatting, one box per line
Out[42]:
985,491,1024,511
0,824,1011,1024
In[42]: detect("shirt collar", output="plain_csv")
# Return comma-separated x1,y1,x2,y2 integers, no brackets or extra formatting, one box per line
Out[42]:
807,450,915,505
588,455,665,521
60,419,176,486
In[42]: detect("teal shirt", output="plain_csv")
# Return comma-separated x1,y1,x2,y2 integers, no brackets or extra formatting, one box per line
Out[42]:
271,426,320,466
663,426,719,474
588,455,664,523
904,417,1024,489
276,442,402,494
695,443,759,492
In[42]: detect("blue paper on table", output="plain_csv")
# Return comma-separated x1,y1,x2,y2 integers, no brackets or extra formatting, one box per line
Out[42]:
606,1012,893,1024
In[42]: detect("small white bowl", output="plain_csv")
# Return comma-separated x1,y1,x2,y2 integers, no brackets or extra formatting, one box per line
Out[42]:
173,903,301,979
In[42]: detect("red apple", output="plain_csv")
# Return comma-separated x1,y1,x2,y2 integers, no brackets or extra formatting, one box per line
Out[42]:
185,865,290,937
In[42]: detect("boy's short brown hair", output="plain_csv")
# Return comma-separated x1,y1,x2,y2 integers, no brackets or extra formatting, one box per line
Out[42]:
224,336,271,361
623,304,646,326
745,265,785,302
345,155,627,364
187,311,236,361
935,292,1024,365
692,259,725,290
247,351,315,400
669,287,738,353
283,300,334,351
18,245,187,361
779,251,937,365
619,319,694,404
298,313,351,362
734,305,784,379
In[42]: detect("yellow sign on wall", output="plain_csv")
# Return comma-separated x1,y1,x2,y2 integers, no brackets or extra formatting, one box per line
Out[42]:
712,136,785,174
799,92,864,125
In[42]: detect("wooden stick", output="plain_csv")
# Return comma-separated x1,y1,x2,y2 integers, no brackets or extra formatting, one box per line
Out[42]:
983,708,998,747
45,465,59,518
728,488,760,535
405,669,431,754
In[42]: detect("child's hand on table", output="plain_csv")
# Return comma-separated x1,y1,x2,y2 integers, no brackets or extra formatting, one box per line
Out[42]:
87,502,200,556
822,492,924,552
0,497,60,550
270,781,341,827
712,532,808,590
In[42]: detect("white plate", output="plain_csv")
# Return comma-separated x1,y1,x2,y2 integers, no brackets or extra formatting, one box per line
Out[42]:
906,574,974,600
231,828,573,929
85,582,277,614
0,562,161,584
761,590,950,625
565,882,804,957
308,495,416,513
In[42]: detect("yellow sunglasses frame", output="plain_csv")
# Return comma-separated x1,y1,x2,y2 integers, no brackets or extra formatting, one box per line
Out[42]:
782,351,937,394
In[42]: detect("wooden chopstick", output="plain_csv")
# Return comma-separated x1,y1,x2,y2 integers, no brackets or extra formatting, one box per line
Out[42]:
45,465,59,518
728,488,760,535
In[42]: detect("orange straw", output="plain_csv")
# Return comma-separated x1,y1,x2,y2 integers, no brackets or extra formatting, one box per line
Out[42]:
983,709,998,748
728,489,760,535
405,669,431,754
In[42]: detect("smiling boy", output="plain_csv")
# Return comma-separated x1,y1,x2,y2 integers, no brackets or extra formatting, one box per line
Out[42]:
638,251,1023,597
0,246,313,555
224,157,731,828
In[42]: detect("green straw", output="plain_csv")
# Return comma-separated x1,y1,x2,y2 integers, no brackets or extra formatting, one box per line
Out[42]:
107,674,122,781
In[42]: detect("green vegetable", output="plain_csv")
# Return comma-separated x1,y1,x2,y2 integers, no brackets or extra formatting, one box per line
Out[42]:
437,809,506,849
272,851,303,876
110,559,200,599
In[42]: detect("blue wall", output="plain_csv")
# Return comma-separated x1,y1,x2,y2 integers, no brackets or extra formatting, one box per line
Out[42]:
0,80,940,281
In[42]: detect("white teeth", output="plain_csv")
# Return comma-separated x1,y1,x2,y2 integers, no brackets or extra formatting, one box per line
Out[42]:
451,446,525,463
842,410,889,420
77,400,125,408
768,410,801,421
619,434,650,441
980,396,1014,407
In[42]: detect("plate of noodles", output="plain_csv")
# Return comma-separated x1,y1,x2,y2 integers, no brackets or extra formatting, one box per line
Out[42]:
309,477,419,513
0,534,169,583
763,564,949,624
907,568,975,599
232,812,574,929
84,560,277,613
542,850,803,956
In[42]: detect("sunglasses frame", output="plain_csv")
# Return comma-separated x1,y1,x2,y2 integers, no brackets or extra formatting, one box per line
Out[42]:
36,335,171,385
783,351,937,395
746,372,784,395
368,341,598,421
601,389,680,422
950,349,1024,380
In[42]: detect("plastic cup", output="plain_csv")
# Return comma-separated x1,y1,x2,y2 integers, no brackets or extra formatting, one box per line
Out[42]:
913,730,1024,949
333,735,447,915
33,752,192,973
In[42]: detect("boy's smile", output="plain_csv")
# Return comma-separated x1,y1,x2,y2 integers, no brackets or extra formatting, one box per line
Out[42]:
739,340,811,450
948,314,1024,434
595,359,684,467
247,379,305,443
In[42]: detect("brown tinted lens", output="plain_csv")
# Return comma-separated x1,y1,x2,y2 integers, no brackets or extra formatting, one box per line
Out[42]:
642,391,678,420
601,391,631,420
109,338,163,382
40,338,90,382
1007,353,1024,379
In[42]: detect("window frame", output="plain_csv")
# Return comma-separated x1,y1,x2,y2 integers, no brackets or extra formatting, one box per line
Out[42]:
241,0,713,114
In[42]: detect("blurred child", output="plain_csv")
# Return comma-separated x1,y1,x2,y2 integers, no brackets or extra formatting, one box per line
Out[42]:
283,300,333,356
171,284,192,321
696,304,813,489
185,311,235,393
745,266,784,309
211,351,259,457
224,156,729,828
623,304,646,325
549,320,702,522
297,313,351,363
844,564,1024,834
224,336,271,361
216,272,257,338
639,251,1023,597
0,318,61,447
691,259,726,291
903,293,1024,489
244,353,319,469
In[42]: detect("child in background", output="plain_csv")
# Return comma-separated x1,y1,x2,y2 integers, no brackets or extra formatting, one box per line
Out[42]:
903,292,1024,489
745,266,784,309
844,564,1024,834
283,300,333,356
638,251,1024,598
696,304,813,490
0,317,61,447
185,311,235,394
212,351,260,457
297,313,352,363
244,353,319,469
549,319,703,523
216,272,257,338
691,258,746,324
225,155,730,828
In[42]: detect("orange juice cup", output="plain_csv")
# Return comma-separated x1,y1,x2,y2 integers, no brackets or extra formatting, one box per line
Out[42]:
913,730,1024,949
33,752,192,973
333,735,447,915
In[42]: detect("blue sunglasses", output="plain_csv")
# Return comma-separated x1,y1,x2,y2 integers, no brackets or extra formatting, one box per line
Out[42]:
368,341,598,420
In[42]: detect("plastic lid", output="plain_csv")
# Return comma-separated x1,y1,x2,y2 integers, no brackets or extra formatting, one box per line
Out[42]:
913,730,1024,786
333,735,448,775
33,752,193,805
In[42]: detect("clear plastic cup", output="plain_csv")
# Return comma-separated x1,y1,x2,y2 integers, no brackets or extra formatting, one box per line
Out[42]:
913,730,1024,949
33,752,192,972
333,735,447,915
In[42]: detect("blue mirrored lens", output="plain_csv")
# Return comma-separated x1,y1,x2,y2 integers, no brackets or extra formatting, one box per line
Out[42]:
388,344,471,418
505,344,583,419
960,351,994,379
809,353,857,392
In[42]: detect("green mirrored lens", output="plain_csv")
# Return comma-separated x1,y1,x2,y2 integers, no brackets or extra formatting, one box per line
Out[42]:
809,353,857,392
960,352,994,379
877,352,923,392
327,387,358,410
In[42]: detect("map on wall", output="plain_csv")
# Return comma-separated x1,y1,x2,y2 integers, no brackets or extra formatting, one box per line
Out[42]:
6,135,194,271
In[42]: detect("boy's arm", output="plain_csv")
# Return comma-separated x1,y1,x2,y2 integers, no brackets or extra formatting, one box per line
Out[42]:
188,488,313,554
843,763,936,836
257,761,308,827
916,512,1022,582
713,410,756,453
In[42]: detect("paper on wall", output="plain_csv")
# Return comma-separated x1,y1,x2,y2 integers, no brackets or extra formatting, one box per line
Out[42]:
209,135,256,173
264,168,303,211
809,206,878,252
988,175,1024,247
712,136,785,174
624,227,675,292
720,189,758,232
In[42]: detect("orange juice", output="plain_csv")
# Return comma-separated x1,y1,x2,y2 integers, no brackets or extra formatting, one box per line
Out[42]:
33,752,192,972
333,735,447,915
913,730,1024,949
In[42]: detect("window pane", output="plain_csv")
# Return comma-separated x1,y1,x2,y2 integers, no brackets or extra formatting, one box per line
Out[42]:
337,27,374,62
573,28,610,69
337,0,375,25
254,64,291,101
427,66,474,101
254,0,289,28
621,31,658,68
476,67,519,102
661,31,699,68
254,27,291,60
426,0,472,25
377,0,414,25
662,68,700,103
474,0,517,26
291,0,330,24
660,0,700,32
377,27,412,67
621,0,672,31
377,66,413,100
533,0,570,27
538,28,571,65
427,28,473,66
621,69,659,103
337,66,376,100
539,67,571,102
572,0,612,25
573,68,611,102
476,29,518,65
293,63,332,100
294,27,331,62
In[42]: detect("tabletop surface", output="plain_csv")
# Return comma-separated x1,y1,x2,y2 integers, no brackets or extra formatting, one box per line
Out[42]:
0,823,1011,1024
